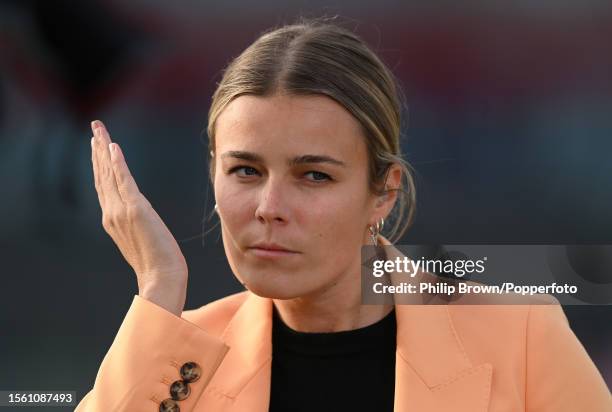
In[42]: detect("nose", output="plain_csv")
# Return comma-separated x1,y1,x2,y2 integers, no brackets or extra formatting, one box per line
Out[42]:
255,177,289,225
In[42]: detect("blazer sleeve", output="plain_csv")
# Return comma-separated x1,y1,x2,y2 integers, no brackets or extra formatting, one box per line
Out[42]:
75,295,230,412
525,304,612,411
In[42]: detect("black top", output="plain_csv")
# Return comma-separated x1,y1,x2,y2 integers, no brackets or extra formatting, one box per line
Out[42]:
269,306,396,412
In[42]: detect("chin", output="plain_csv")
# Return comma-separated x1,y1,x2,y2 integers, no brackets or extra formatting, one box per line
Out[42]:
235,272,307,300
242,280,301,300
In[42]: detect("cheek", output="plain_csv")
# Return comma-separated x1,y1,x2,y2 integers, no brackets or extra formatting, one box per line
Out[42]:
216,179,256,227
301,193,368,288
308,186,369,248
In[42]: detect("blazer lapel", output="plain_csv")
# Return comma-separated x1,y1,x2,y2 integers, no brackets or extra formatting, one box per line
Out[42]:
372,236,493,411
394,304,493,412
196,290,492,412
197,292,273,412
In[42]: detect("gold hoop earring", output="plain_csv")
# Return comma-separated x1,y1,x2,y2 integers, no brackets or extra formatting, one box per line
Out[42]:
368,217,385,246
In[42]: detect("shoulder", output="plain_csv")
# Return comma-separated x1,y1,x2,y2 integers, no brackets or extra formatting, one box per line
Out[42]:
446,289,562,324
442,281,563,346
447,293,563,325
181,291,250,338
445,295,567,363
444,300,611,409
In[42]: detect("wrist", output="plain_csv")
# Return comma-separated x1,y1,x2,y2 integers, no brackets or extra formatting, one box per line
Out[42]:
139,279,186,317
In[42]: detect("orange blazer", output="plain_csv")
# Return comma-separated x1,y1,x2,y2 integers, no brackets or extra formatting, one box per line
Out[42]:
75,291,611,412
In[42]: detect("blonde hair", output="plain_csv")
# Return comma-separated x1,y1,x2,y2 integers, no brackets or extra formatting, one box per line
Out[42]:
206,16,416,242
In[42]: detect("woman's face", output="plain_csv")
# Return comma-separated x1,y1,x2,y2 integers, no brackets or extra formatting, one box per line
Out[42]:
213,93,389,299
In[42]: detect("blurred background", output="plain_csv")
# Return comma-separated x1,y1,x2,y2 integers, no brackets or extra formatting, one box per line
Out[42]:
0,0,611,408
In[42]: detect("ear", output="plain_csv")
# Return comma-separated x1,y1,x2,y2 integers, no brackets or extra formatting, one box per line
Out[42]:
372,163,402,221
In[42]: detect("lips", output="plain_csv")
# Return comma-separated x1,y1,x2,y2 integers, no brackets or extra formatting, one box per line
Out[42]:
249,242,298,253
247,242,300,259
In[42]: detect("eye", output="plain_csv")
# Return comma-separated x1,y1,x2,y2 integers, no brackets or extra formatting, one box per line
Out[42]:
227,166,331,182
304,171,332,182
228,165,259,177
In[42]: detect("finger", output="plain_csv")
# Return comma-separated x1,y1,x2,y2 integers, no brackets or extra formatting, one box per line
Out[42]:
91,136,106,208
91,120,124,207
91,120,112,165
109,142,142,204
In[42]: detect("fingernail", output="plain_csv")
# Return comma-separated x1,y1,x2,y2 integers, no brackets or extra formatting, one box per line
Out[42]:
91,120,106,135
109,143,115,153
91,137,95,147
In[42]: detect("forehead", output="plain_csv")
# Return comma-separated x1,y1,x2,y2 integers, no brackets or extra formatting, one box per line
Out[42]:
214,94,365,159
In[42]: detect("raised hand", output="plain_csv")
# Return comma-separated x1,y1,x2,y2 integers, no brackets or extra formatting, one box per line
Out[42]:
90,120,188,316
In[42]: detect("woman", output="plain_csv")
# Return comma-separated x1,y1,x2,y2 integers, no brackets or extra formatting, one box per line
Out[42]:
76,18,611,412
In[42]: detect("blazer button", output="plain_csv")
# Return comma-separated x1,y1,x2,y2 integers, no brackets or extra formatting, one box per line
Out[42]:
159,398,180,412
180,361,202,383
170,380,191,401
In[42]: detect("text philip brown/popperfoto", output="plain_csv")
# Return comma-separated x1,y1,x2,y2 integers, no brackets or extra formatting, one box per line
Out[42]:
370,257,578,297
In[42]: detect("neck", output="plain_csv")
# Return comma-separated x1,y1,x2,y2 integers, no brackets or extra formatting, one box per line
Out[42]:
272,256,394,333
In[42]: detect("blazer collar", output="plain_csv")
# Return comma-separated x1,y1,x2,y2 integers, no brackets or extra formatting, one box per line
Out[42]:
393,303,493,411
205,291,492,412
385,236,493,411
211,291,273,400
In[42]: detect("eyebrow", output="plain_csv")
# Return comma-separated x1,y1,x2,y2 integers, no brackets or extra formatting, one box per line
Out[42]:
220,150,347,167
